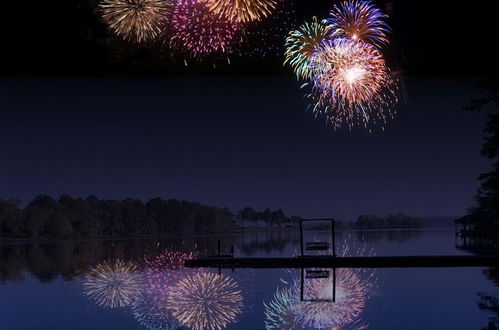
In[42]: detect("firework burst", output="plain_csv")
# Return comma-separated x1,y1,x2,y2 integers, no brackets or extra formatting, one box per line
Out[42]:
82,259,144,308
166,272,243,330
99,0,172,42
324,0,389,47
284,17,332,80
171,0,240,58
324,0,389,48
199,0,277,23
308,38,399,130
312,38,390,104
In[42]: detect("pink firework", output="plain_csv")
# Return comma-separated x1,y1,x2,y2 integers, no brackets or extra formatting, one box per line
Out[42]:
145,250,194,272
308,38,399,130
143,250,195,301
171,0,240,57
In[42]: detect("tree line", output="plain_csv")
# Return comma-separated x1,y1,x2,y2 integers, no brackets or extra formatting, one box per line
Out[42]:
0,195,238,240
352,213,423,229
237,206,302,227
0,195,304,240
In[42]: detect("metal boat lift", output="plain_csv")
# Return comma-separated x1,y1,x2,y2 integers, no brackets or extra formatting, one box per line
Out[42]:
299,219,337,302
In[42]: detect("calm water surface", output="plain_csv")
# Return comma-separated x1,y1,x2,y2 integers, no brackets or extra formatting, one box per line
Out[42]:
0,229,497,329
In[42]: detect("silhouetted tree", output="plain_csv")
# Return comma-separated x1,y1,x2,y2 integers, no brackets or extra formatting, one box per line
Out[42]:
121,198,145,236
239,207,258,226
262,208,273,227
0,199,23,237
25,195,72,239
466,77,499,228
271,209,286,227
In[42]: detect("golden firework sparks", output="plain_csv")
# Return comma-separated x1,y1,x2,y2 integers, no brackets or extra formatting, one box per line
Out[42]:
100,0,172,42
199,0,277,23
83,259,144,308
167,272,243,330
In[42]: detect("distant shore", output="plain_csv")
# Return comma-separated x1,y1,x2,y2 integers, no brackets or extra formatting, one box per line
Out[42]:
1,226,447,245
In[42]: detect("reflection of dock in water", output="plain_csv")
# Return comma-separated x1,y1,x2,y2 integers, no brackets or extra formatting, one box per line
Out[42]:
187,219,499,306
185,255,499,269
188,219,498,269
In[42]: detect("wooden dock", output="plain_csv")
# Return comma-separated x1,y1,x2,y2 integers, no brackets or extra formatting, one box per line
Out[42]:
185,255,499,269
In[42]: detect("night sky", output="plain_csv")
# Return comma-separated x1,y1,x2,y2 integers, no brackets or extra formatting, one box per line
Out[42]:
1,0,498,220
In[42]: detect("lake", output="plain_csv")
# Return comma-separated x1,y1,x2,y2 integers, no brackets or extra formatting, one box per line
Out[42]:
0,229,497,329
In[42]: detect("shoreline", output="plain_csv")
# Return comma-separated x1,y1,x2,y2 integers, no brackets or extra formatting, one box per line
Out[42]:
0,226,455,245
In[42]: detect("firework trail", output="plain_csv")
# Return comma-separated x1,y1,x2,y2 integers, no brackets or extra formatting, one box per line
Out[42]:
323,0,389,48
284,17,332,80
171,0,240,58
307,38,400,130
200,0,277,23
82,259,144,308
239,0,297,59
167,271,243,330
99,0,172,42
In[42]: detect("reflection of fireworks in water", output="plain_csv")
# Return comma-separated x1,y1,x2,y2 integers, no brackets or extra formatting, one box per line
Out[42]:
100,0,172,42
144,250,194,299
146,250,194,273
323,0,389,48
264,237,378,329
200,0,277,23
167,272,243,330
265,269,368,329
307,38,399,130
133,294,180,330
133,251,195,330
264,286,296,329
83,259,144,308
296,269,368,329
284,17,331,80
171,0,240,58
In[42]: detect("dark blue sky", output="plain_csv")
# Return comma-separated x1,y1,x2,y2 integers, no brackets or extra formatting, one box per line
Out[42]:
0,76,491,220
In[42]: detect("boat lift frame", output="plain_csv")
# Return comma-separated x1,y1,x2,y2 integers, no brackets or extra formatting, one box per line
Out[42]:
299,218,337,302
